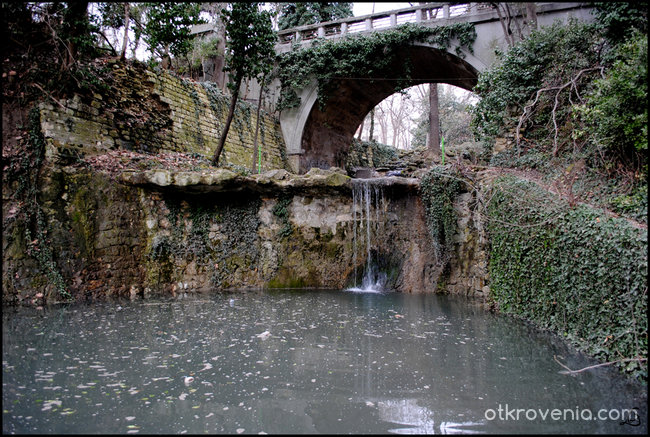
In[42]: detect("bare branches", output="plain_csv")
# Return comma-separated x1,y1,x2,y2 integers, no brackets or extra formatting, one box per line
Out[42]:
491,3,514,47
29,82,67,110
516,66,605,157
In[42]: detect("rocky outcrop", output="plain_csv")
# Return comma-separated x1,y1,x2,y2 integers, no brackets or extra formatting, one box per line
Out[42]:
118,166,419,195
3,166,442,303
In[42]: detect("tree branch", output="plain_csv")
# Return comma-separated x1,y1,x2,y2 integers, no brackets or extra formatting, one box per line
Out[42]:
516,66,605,156
29,82,67,110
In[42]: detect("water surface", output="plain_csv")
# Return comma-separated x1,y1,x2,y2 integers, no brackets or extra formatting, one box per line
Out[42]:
3,290,646,434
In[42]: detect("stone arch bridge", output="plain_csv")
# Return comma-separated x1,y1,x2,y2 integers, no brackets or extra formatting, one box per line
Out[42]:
269,2,595,173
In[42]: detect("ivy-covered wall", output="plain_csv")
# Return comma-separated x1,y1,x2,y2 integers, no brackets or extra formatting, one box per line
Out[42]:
37,60,287,172
419,166,490,299
486,176,647,381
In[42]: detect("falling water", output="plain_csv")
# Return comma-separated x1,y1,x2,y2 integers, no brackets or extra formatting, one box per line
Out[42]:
348,179,386,292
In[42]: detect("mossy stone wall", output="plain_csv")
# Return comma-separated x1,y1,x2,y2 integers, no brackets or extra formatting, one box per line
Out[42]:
3,165,442,303
37,61,287,171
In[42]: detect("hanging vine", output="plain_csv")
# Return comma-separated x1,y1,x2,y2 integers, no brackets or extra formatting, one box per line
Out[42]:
275,22,476,111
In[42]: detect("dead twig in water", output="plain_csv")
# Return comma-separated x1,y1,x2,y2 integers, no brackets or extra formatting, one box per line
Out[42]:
553,355,647,375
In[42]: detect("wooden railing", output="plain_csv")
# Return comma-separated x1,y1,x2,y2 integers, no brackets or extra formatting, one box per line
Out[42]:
276,3,492,45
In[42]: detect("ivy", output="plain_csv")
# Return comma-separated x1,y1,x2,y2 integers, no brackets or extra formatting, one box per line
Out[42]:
180,78,205,149
487,176,648,381
419,166,464,264
470,19,600,145
11,108,71,300
202,82,228,123
275,22,476,111
153,194,262,288
346,138,399,171
272,193,294,238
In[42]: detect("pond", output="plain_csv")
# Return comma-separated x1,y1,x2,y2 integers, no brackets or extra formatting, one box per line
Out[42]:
2,289,647,434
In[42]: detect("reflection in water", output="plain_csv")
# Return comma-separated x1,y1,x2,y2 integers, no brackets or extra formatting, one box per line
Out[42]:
2,290,647,434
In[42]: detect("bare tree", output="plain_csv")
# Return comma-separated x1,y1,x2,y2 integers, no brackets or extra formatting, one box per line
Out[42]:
120,3,130,60
491,2,537,47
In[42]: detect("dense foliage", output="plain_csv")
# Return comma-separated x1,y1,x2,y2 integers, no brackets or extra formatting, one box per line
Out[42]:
487,176,647,381
141,3,205,61
579,31,647,166
276,22,476,111
419,166,464,264
469,8,647,223
470,6,647,171
346,139,399,170
591,2,648,46
470,19,600,148
219,3,275,93
276,2,353,30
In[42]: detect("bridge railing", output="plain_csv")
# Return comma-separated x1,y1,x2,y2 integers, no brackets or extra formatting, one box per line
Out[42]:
276,2,492,45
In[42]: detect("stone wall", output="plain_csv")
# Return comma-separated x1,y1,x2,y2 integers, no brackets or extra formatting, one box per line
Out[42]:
445,189,490,299
37,60,287,172
2,60,489,305
2,166,444,304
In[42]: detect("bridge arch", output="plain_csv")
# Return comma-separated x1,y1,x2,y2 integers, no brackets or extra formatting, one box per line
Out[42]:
281,42,481,173
274,3,596,173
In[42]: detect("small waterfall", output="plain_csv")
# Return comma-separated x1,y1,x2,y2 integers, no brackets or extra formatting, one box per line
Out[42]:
348,179,387,293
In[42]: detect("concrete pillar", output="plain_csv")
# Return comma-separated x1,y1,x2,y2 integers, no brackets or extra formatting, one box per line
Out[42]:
341,22,348,35
415,9,423,22
443,4,450,19
287,154,301,173
318,26,325,38
365,18,372,31
390,13,397,27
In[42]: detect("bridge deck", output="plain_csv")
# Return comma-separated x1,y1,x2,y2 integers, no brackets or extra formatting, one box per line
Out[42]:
277,3,490,45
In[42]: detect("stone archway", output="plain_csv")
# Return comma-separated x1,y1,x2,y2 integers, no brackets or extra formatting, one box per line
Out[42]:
292,43,482,173
276,43,478,173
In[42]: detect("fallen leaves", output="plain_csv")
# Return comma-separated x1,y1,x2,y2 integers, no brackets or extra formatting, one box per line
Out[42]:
81,150,212,178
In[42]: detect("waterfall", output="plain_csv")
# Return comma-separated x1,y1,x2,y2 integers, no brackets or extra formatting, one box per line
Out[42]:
348,179,387,292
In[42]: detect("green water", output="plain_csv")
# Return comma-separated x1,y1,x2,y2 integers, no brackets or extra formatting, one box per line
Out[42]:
2,289,646,434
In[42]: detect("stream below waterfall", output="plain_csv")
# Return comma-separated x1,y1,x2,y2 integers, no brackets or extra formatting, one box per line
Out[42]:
3,289,646,434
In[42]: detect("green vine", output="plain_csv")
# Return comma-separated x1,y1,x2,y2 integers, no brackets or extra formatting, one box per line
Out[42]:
487,176,647,381
211,197,262,287
150,195,262,288
233,102,252,147
419,165,464,263
276,22,476,111
180,78,205,149
17,108,71,300
202,82,228,121
272,193,294,238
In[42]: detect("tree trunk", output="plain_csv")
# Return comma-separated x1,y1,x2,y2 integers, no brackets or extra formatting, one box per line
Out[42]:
428,83,440,156
526,3,538,32
120,3,130,61
491,3,514,47
212,75,242,166
357,118,364,140
252,76,265,173
369,108,375,142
